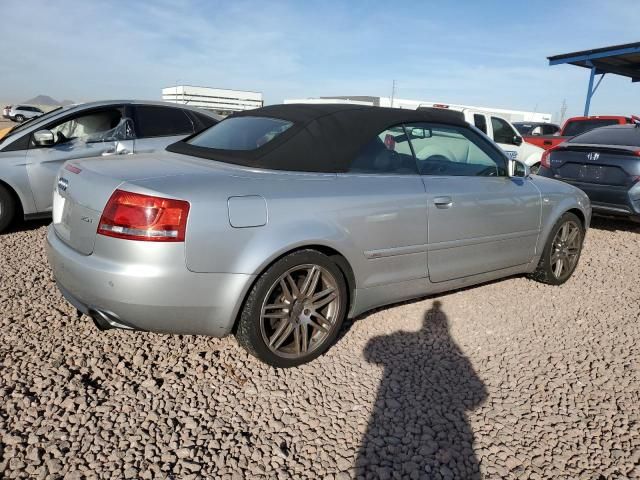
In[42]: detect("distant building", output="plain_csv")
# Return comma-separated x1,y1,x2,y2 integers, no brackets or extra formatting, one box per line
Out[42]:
162,85,263,116
284,96,552,123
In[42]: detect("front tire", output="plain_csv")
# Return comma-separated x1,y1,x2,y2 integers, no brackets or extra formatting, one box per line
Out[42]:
235,250,348,367
0,185,16,232
14,114,24,122
529,212,584,285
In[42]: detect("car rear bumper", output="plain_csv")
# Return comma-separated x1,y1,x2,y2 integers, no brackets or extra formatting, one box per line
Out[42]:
538,168,640,219
46,225,255,337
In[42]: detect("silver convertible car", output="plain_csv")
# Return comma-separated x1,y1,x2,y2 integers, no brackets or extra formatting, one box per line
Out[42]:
46,104,591,367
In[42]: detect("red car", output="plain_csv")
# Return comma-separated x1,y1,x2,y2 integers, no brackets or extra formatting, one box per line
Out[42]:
524,115,637,150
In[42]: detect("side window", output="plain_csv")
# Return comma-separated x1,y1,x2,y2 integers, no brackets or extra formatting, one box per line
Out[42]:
473,114,487,134
491,116,517,145
349,125,417,175
542,124,559,135
530,126,542,136
47,108,125,145
135,105,194,138
407,123,506,177
188,111,218,133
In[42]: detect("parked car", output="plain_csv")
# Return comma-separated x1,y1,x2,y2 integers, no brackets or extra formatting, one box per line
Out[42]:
0,100,220,231
513,122,560,136
538,124,640,222
9,105,44,122
0,126,11,141
418,105,546,172
525,115,636,151
3,105,12,118
46,104,591,367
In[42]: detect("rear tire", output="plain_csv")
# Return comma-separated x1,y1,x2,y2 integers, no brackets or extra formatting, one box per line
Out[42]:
14,114,24,122
529,212,584,285
235,249,348,367
0,185,16,232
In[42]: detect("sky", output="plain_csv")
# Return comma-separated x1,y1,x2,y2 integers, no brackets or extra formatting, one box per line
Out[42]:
1,0,639,120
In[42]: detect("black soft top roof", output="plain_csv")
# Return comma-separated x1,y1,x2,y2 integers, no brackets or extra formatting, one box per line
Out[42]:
166,103,468,172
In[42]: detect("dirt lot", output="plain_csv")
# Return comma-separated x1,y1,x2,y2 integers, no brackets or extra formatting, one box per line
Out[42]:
1,219,639,479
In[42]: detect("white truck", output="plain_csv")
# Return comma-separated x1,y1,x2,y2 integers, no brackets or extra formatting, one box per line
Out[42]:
417,102,546,172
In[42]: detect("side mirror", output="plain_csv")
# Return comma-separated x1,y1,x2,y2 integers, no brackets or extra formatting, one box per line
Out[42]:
513,135,523,146
508,159,529,178
33,129,55,147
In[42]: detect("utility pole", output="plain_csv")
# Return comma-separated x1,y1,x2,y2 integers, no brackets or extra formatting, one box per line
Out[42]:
390,80,396,108
560,99,568,124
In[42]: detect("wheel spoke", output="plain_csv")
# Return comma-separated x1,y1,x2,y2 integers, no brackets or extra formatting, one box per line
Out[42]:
270,321,294,350
285,274,300,298
311,287,337,310
311,311,333,329
293,324,301,354
262,311,288,319
300,266,320,297
308,319,328,334
566,227,579,245
300,323,309,353
264,303,288,310
560,223,569,241
553,258,564,277
279,279,293,302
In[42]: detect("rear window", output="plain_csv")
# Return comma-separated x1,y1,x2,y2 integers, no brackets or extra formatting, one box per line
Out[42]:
188,116,292,151
513,123,533,135
563,119,620,137
570,126,640,147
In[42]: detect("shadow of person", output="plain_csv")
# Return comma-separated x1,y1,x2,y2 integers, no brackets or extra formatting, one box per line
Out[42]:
356,300,487,480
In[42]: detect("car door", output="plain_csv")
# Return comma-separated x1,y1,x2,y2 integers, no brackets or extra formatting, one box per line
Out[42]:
490,115,522,161
337,125,428,287
405,122,541,283
24,105,134,212
131,105,196,153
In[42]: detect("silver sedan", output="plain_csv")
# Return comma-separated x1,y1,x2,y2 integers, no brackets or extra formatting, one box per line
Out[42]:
46,104,591,367
0,100,219,231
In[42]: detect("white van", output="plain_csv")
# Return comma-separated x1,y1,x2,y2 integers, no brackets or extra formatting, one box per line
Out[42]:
418,103,545,172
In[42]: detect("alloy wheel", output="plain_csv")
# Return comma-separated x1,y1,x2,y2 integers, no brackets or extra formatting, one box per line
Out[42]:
550,220,581,280
260,264,341,359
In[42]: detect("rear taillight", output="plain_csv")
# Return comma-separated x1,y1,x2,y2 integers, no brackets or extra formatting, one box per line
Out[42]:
540,146,561,169
97,190,190,242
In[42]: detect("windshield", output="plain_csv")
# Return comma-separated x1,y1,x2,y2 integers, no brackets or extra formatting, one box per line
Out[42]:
1,106,70,140
187,116,293,151
563,119,621,137
570,126,640,147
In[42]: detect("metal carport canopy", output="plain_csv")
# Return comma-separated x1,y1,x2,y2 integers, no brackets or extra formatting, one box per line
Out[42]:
548,42,640,116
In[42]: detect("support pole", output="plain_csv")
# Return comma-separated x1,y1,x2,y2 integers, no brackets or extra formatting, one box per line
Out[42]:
584,66,596,116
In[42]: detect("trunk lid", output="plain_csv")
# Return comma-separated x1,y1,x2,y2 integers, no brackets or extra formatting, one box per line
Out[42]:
53,164,123,255
549,144,640,187
52,151,238,255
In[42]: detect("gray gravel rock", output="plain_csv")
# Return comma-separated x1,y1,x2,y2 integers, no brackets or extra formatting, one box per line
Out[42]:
1,218,639,479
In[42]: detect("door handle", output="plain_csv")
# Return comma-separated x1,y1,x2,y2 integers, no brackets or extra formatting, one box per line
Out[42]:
433,196,453,208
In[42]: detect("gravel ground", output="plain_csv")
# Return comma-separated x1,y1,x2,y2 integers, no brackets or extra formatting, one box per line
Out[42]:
1,219,639,479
